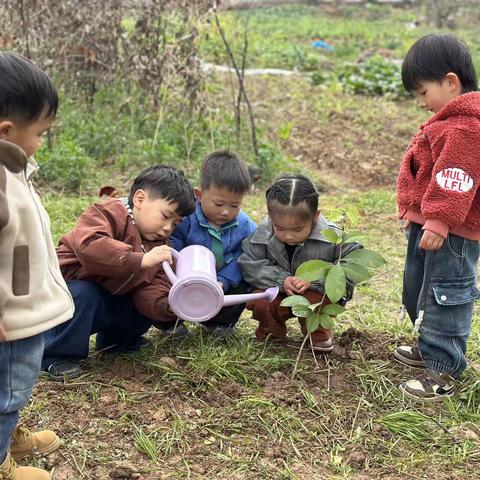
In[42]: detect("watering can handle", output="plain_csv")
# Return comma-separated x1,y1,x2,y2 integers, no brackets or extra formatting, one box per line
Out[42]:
162,248,180,284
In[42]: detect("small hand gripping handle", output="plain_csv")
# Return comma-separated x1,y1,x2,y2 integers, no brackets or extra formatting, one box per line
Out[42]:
162,248,180,284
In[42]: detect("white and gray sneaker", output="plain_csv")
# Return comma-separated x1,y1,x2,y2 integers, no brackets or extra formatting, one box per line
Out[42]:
399,369,455,402
394,344,427,368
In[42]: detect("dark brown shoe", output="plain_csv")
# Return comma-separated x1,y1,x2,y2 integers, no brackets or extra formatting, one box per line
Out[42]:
394,344,427,368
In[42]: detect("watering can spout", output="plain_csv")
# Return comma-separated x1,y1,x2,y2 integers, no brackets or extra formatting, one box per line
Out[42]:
223,286,279,307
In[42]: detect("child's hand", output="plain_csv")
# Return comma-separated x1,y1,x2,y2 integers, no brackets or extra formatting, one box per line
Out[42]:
400,219,411,232
0,320,6,342
419,230,444,250
141,245,173,269
283,276,297,296
400,219,411,240
283,276,310,295
292,277,311,294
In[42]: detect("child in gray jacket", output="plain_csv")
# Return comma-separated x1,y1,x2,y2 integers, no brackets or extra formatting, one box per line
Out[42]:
239,174,359,350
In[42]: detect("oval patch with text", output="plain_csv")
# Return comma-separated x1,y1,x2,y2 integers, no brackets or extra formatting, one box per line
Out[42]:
435,168,473,193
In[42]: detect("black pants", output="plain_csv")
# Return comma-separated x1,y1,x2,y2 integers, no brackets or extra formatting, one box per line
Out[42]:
202,282,249,328
42,280,164,367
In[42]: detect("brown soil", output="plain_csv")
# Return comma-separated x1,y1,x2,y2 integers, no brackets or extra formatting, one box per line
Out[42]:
243,75,424,191
24,327,411,479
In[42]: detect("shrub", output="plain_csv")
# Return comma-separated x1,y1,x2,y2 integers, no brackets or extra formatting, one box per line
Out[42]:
338,56,409,99
37,137,93,192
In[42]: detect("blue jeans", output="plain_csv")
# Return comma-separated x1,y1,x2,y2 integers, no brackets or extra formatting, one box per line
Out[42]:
0,333,44,463
403,223,480,377
42,280,154,369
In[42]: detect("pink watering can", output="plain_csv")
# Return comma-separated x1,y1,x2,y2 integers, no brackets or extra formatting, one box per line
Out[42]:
162,245,279,323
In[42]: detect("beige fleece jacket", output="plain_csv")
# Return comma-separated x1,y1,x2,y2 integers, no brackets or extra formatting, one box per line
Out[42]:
0,140,74,341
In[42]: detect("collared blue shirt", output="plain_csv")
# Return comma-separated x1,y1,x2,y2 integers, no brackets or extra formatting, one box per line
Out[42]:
170,201,256,291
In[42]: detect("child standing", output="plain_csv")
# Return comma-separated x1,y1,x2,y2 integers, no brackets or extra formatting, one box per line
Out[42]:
0,52,74,479
170,151,256,338
395,34,480,401
239,174,360,350
42,165,195,379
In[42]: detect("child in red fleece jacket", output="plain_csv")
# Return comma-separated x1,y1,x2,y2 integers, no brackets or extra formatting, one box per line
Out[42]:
394,34,480,402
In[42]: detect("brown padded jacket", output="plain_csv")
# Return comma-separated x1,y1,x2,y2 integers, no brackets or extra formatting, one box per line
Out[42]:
57,198,176,324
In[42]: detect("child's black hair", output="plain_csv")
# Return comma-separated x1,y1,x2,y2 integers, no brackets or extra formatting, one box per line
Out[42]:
200,150,251,194
0,52,59,123
402,34,478,93
128,165,195,217
266,174,319,222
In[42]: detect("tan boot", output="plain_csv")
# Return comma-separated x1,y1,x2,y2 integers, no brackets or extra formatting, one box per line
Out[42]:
0,452,50,479
10,426,60,461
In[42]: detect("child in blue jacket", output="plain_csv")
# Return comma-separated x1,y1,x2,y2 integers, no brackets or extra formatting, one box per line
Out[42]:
171,151,256,338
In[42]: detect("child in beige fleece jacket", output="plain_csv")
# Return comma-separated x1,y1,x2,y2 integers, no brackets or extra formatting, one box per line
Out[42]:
0,52,74,479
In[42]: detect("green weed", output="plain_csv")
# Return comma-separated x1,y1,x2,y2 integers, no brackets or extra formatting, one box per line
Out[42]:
378,410,439,444
133,424,159,461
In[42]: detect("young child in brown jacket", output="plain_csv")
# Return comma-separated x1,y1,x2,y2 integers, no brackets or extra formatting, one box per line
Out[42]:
42,165,195,380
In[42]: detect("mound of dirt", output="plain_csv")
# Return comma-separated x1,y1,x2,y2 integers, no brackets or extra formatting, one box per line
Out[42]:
282,109,412,190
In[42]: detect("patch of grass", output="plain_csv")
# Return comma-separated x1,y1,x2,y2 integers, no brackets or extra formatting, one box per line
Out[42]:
378,410,439,443
157,411,189,456
42,194,95,243
200,5,422,71
36,84,284,195
143,330,294,389
352,360,400,402
133,424,159,461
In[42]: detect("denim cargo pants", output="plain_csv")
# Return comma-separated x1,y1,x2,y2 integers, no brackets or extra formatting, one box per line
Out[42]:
403,222,480,377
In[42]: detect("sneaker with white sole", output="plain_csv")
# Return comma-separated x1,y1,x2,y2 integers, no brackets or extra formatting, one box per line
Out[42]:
43,359,82,381
399,368,455,402
310,335,334,352
394,344,426,368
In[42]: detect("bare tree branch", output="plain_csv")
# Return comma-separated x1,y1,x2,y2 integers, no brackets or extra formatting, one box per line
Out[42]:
235,18,249,141
213,3,259,157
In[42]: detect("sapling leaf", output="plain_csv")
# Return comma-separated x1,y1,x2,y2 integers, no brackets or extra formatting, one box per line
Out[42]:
325,264,346,304
342,230,365,242
306,313,321,333
321,303,346,316
308,301,324,311
321,229,339,244
343,249,386,268
346,207,360,225
296,259,332,281
319,313,335,329
280,295,311,307
292,304,311,317
340,260,371,283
